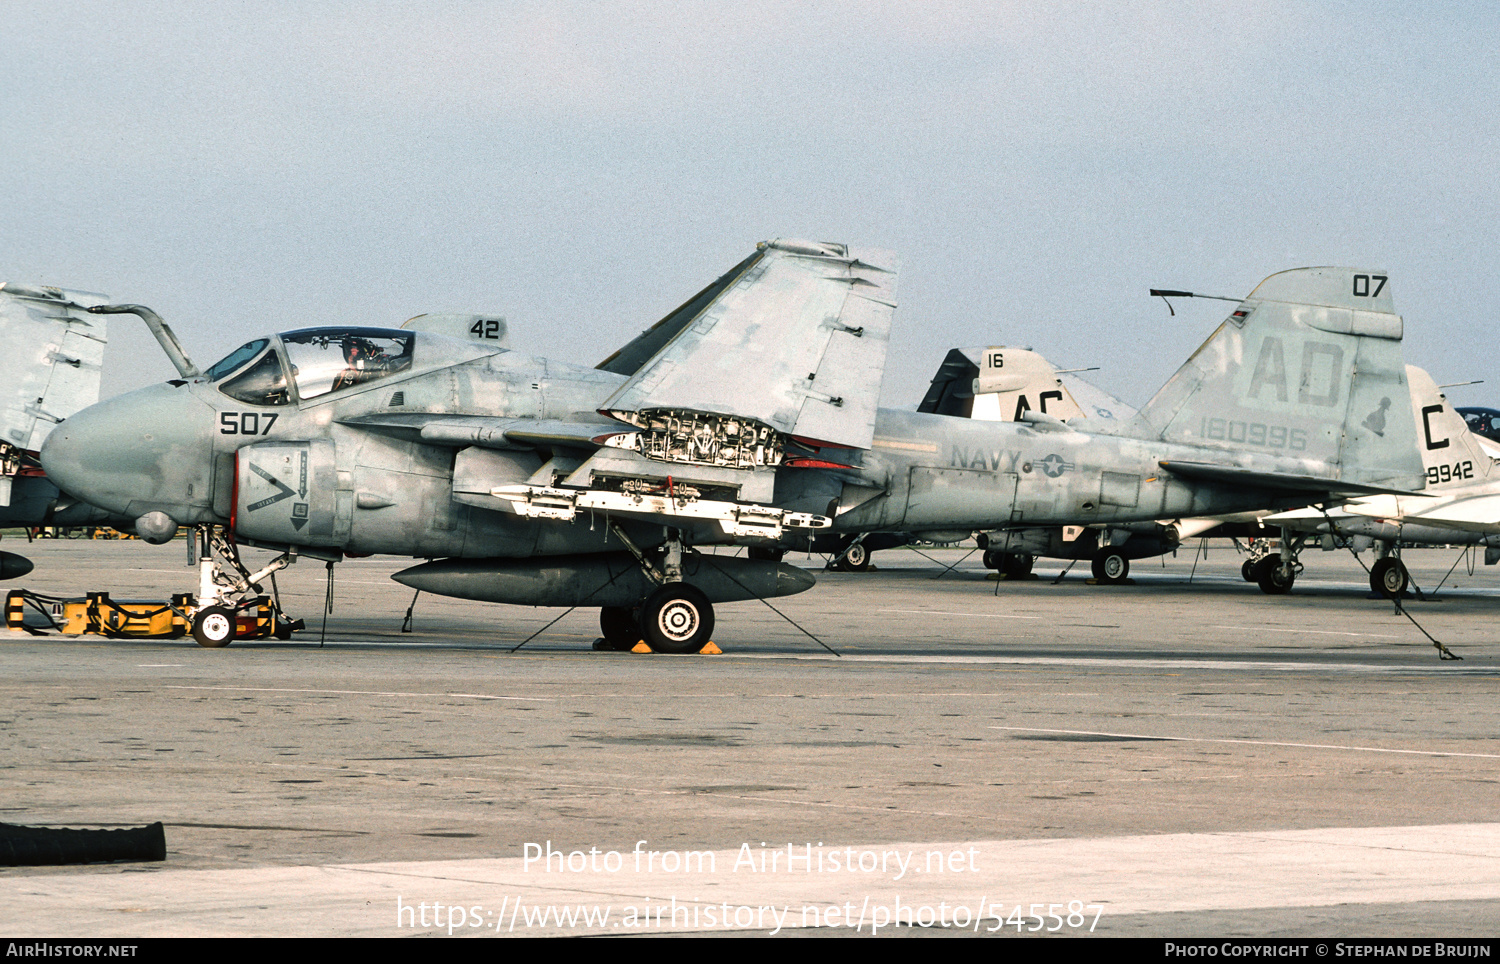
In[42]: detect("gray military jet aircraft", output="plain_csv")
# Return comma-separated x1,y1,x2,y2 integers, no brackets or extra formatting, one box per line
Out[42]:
41,243,1425,648
1239,366,1498,596
0,282,120,578
796,344,1151,577
916,344,1173,582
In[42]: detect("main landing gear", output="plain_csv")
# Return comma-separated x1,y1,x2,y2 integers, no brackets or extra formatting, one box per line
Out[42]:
829,536,872,572
596,584,717,655
595,527,718,654
1243,531,1410,598
1090,550,1129,584
1369,554,1410,598
1241,530,1306,594
983,550,1035,579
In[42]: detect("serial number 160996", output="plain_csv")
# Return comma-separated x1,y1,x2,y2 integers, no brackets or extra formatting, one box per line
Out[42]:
1199,417,1308,451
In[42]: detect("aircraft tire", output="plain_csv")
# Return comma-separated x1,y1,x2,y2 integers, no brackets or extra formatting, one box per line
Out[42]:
1370,558,1409,598
599,606,641,651
836,542,871,573
1091,551,1128,584
640,584,714,654
1241,559,1256,582
982,550,1001,570
1254,558,1295,595
1002,553,1034,578
192,606,236,648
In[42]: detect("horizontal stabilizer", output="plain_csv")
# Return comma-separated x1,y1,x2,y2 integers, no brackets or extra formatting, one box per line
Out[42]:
600,239,899,452
1346,493,1500,534
1157,460,1419,498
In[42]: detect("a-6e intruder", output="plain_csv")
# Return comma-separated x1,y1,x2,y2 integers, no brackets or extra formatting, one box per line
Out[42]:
42,241,1424,650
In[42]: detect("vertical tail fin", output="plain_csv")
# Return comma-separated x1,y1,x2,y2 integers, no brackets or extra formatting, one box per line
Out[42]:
1407,366,1498,486
1133,267,1423,490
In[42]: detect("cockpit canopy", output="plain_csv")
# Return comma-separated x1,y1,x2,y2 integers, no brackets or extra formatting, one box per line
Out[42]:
205,328,417,406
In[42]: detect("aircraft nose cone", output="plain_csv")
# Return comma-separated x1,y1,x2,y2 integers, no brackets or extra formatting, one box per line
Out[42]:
41,384,217,521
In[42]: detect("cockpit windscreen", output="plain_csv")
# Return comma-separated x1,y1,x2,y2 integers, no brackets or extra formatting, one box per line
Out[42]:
203,339,270,382
281,328,415,400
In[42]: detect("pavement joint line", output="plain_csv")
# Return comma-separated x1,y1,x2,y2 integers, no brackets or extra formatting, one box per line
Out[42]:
1213,625,1404,638
989,725,1500,759
163,685,555,701
878,609,1043,619
722,652,1495,671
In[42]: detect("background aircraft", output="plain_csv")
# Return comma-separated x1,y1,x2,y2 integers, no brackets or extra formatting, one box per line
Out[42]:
747,344,1136,573
41,245,1425,649
0,282,119,579
916,345,1178,582
1330,377,1500,550
1458,407,1500,444
1255,367,1498,595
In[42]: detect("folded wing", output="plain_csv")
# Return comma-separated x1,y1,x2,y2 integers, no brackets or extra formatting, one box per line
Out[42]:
600,239,898,452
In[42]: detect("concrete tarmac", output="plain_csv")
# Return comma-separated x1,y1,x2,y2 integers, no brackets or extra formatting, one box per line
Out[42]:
2,537,1498,938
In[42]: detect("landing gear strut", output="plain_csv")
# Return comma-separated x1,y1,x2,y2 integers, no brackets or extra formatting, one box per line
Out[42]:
606,524,717,654
187,525,306,646
831,537,871,572
1250,528,1305,595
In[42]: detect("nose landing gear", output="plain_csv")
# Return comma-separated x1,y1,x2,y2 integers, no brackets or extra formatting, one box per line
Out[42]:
186,525,306,646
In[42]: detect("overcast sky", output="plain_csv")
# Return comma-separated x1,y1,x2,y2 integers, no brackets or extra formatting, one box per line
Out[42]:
3,2,1497,409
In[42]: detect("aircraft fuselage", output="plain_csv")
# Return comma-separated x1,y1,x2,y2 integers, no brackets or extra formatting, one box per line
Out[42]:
43,329,1352,562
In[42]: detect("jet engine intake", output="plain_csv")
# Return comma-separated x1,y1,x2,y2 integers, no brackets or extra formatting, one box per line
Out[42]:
232,440,339,545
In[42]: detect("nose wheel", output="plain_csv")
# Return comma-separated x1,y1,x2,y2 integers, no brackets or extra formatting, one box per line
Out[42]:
184,525,307,646
191,606,236,647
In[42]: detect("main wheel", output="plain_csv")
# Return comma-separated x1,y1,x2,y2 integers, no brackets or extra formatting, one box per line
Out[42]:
598,606,640,651
1370,557,1409,597
1091,551,1128,583
982,550,1002,570
1241,559,1256,582
639,584,715,654
1002,553,1034,578
192,605,236,648
1254,558,1295,595
835,542,871,573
